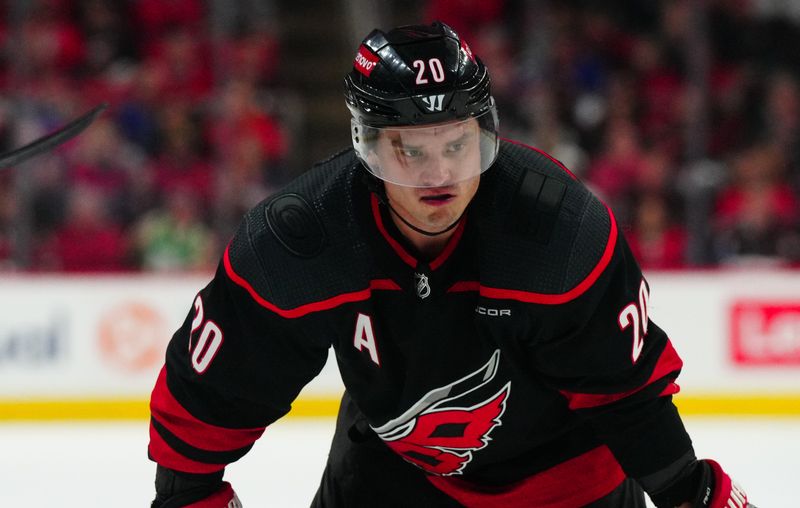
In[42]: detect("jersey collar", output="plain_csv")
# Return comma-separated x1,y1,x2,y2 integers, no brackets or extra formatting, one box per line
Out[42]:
369,193,466,270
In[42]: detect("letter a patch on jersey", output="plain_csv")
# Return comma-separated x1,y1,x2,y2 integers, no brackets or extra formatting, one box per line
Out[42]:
354,313,380,366
371,350,510,475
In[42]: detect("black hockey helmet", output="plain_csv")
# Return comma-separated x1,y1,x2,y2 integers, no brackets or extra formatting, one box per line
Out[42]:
344,21,499,188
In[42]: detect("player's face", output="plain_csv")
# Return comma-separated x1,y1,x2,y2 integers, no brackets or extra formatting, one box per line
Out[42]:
382,161,480,235
369,118,484,235
370,118,483,188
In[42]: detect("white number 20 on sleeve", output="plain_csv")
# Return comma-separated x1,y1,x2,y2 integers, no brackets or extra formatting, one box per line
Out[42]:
189,294,224,374
617,279,650,363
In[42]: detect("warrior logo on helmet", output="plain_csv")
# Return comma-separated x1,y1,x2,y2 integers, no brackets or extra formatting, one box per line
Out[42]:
371,350,510,475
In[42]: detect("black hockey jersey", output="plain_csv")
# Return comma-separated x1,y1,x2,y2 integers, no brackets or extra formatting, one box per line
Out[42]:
149,140,693,507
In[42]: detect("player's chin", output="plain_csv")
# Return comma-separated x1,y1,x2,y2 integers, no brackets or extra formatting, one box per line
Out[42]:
423,208,461,229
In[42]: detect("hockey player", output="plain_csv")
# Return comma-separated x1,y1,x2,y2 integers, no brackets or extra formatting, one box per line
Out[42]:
149,22,754,507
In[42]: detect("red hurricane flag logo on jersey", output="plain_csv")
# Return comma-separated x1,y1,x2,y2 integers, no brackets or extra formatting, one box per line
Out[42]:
372,350,510,475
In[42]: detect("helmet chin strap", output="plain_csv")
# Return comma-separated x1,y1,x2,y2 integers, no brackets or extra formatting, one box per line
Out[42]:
363,169,464,237
386,201,464,237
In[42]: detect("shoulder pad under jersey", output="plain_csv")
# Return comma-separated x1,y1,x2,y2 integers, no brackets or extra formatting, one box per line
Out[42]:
224,148,374,316
473,139,617,301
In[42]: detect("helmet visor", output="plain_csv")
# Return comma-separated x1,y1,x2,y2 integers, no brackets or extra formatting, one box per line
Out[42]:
352,107,499,188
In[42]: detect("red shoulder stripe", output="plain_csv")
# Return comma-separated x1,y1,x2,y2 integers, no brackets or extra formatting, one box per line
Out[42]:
150,366,266,451
428,445,624,508
446,203,617,304
559,340,684,410
224,245,400,318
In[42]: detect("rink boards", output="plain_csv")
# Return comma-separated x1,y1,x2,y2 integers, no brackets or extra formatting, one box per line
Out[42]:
0,271,798,420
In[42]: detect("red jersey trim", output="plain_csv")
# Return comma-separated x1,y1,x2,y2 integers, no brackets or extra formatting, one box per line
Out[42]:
369,279,401,290
150,366,266,451
370,194,467,271
430,218,466,270
559,340,684,410
446,204,618,304
223,245,401,318
448,281,480,293
371,195,416,268
427,445,625,508
501,138,579,180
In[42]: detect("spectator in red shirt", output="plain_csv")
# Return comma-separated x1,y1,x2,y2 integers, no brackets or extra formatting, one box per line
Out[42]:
18,0,85,76
36,185,130,272
149,98,214,204
715,143,797,227
133,0,205,40
626,192,688,270
67,116,144,193
208,78,287,166
587,119,647,209
142,27,214,102
713,142,800,265
423,0,506,49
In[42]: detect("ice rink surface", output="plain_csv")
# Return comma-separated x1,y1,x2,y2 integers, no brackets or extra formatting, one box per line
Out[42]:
1,417,794,507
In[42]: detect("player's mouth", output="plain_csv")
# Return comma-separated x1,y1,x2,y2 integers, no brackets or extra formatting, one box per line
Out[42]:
419,187,457,206
420,193,455,206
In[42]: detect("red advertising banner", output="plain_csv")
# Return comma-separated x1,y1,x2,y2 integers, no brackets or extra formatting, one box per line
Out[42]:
730,301,800,365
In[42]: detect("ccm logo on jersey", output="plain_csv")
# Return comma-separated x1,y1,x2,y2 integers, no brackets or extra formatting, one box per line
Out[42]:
371,350,510,476
475,306,511,317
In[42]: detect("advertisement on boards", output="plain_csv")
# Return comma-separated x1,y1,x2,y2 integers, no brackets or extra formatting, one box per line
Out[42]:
0,276,202,398
0,272,798,406
730,301,800,365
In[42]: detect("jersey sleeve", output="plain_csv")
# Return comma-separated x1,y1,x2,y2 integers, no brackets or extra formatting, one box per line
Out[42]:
148,229,331,474
531,222,695,483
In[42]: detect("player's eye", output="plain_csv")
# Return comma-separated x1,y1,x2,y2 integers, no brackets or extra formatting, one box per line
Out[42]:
400,148,423,158
446,142,465,153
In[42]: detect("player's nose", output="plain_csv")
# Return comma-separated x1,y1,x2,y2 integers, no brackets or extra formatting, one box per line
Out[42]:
419,156,453,187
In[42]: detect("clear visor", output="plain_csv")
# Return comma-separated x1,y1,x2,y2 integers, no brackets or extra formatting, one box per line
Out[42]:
351,107,499,188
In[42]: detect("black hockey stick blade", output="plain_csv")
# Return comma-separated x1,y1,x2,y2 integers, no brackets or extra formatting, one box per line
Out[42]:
0,102,108,169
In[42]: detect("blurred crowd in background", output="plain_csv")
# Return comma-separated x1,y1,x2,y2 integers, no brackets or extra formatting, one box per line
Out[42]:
0,0,799,273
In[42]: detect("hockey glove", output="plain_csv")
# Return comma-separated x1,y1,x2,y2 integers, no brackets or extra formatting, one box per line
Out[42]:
689,459,752,508
151,465,242,508
650,459,753,508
